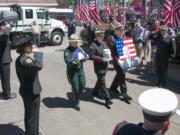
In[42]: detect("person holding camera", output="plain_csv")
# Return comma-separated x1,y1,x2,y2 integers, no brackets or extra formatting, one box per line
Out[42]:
15,37,43,135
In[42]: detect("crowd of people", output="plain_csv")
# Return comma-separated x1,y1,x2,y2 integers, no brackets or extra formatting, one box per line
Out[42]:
65,15,176,110
64,15,179,134
0,14,179,135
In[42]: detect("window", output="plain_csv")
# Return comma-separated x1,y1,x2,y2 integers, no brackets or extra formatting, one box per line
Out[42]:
25,9,33,19
37,9,45,19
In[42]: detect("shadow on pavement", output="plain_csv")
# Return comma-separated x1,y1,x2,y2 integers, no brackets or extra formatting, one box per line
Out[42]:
0,92,4,99
128,68,180,94
42,97,72,108
126,77,156,87
67,89,105,107
0,124,25,135
127,68,158,87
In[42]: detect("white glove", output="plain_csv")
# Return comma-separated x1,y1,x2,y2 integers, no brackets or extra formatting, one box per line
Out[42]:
102,58,109,62
117,59,121,66
78,53,85,61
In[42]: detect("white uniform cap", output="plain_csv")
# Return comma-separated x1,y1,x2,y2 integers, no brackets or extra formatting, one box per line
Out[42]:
139,88,178,122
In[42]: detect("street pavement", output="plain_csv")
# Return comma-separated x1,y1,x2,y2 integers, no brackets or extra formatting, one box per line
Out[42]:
0,30,180,135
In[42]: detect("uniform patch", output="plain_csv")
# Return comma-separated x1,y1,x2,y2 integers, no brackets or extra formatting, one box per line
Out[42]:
64,52,69,57
25,58,33,64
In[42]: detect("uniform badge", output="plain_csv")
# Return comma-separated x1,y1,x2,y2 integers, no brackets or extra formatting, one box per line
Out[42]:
25,58,33,64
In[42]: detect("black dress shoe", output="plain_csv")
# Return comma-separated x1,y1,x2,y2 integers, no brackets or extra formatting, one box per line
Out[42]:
109,89,120,94
73,106,80,111
105,100,112,109
73,103,80,111
4,93,17,100
119,93,132,101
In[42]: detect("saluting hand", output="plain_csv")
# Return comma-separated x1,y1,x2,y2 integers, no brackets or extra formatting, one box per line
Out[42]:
32,45,39,52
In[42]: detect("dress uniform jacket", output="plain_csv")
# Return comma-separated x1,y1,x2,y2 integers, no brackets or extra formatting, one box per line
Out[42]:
16,52,43,96
155,34,173,63
90,40,108,75
0,28,11,64
113,123,156,135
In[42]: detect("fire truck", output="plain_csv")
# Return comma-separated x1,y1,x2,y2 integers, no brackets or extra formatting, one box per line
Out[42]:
1,4,67,46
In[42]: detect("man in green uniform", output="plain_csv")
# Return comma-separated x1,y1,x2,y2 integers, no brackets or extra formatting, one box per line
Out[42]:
64,34,87,111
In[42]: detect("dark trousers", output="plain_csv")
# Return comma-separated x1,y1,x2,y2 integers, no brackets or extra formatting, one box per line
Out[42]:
110,60,127,94
21,94,40,135
67,71,86,105
93,74,110,101
0,63,11,97
155,59,169,87
33,35,40,46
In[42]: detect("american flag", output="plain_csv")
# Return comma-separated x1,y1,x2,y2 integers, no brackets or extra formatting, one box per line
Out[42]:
147,6,152,16
140,4,145,19
115,38,139,70
80,1,89,22
118,7,125,24
75,0,81,20
173,0,180,27
114,0,118,17
89,0,101,25
105,1,111,22
118,0,126,25
75,0,89,22
164,0,173,26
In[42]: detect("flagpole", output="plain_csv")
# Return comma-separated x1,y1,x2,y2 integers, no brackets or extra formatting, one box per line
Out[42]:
144,0,147,20
124,0,126,26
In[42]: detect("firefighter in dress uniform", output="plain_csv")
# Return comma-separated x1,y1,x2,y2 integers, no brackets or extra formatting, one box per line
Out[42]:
108,24,132,102
113,88,178,135
90,30,112,109
64,34,87,111
0,19,17,100
15,37,43,135
151,25,174,88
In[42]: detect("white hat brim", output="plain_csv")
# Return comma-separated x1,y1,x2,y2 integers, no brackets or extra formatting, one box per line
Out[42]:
139,88,178,116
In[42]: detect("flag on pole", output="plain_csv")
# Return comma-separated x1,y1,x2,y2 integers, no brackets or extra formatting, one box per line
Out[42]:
173,0,180,27
114,0,118,17
118,0,126,25
115,38,139,71
147,6,152,17
105,1,111,22
80,1,89,22
164,0,173,26
140,4,145,19
75,0,89,22
89,0,101,25
118,7,125,24
75,0,81,20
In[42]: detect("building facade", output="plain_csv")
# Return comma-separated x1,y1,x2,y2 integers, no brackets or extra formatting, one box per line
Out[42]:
0,0,69,7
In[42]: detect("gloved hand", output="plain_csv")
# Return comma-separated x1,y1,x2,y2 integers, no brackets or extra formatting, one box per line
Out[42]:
101,58,109,62
78,53,85,61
